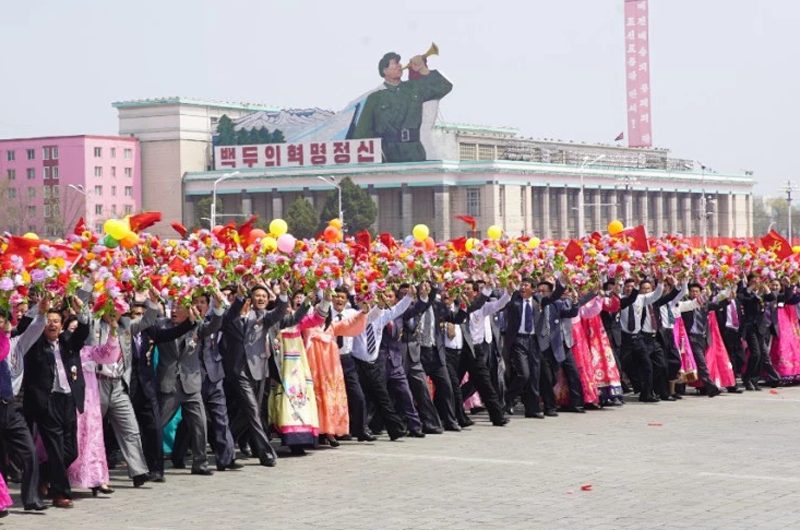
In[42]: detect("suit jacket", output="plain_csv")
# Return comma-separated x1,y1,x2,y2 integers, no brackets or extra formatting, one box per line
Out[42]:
766,289,800,337
23,322,90,414
155,312,221,395
737,281,776,335
538,297,574,362
399,297,435,364
222,296,288,381
682,296,726,349
503,282,566,358
714,299,744,338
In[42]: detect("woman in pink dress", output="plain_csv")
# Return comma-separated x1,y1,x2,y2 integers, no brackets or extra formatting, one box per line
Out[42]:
0,326,13,516
555,291,601,407
590,294,624,405
768,281,800,382
700,311,736,390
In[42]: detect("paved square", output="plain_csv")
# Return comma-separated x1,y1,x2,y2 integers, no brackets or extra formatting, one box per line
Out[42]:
5,387,800,530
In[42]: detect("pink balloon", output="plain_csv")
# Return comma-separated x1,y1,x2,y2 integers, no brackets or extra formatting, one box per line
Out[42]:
277,233,296,253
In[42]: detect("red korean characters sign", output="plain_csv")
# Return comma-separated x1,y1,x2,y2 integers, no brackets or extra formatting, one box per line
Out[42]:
214,139,382,170
624,0,652,148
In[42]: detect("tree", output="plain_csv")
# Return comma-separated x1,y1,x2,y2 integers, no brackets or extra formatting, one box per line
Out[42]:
216,114,236,146
256,127,271,144
760,196,800,239
270,129,286,144
195,197,223,228
285,197,320,239
318,177,376,234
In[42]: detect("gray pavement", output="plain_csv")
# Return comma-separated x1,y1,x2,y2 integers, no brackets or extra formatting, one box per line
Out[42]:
5,387,800,530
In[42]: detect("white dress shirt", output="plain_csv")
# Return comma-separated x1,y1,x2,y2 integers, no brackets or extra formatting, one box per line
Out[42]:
332,307,359,355
518,296,536,335
470,290,511,344
351,294,413,362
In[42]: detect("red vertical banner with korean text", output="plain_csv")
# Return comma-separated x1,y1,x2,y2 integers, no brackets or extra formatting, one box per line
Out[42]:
624,0,652,148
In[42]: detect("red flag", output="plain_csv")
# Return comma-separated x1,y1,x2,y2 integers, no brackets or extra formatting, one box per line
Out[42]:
564,240,583,263
761,230,792,260
378,233,397,250
450,236,467,253
128,212,162,233
236,215,259,241
73,217,86,236
618,225,649,252
1,237,80,269
355,230,371,251
454,215,477,232
614,132,624,141
170,222,188,238
168,256,185,273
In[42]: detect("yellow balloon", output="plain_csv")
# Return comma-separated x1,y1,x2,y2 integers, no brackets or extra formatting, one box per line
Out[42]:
22,232,39,240
465,238,479,251
412,224,429,242
608,220,624,235
527,237,541,249
487,225,503,240
261,236,278,252
104,219,129,240
328,218,342,229
793,245,800,254
269,219,288,237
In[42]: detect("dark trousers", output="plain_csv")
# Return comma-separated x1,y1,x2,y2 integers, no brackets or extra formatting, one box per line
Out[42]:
540,346,583,410
129,372,163,474
459,344,504,423
506,335,541,414
355,357,406,438
228,367,275,464
36,393,77,498
743,327,778,384
643,333,669,398
340,354,368,437
381,351,422,433
721,327,745,379
420,346,459,429
659,328,682,381
688,334,720,392
444,348,471,425
0,400,40,506
402,344,442,432
486,340,506,409
173,376,235,468
621,333,651,398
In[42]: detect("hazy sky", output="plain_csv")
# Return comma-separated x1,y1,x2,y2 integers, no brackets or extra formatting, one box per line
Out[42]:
1,0,796,195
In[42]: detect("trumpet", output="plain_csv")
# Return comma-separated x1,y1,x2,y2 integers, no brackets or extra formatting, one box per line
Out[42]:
402,42,439,70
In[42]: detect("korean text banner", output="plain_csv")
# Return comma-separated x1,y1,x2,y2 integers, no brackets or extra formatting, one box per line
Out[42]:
624,0,653,148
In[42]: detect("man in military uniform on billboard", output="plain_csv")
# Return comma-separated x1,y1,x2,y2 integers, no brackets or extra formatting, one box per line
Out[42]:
352,52,452,163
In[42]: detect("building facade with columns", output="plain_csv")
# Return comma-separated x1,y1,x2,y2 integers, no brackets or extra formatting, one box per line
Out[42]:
115,98,755,240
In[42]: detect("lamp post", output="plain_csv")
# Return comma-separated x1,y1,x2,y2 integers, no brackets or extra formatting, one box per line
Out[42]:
578,154,605,236
68,184,91,231
211,171,240,228
781,180,799,245
317,175,343,229
617,173,638,227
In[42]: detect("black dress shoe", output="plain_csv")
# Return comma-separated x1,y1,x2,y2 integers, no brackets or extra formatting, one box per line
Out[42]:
408,430,426,438
150,473,166,483
191,468,214,476
753,383,763,391
171,459,186,469
671,393,682,400
525,412,545,419
444,424,462,432
459,419,475,428
769,380,780,388
727,386,743,394
661,395,677,402
544,409,559,417
492,417,510,426
357,433,377,442
707,386,722,398
422,427,444,435
239,447,253,459
260,453,277,467
336,434,353,441
0,509,7,518
327,437,341,447
503,404,515,416
133,473,152,487
389,430,408,441
24,502,48,511
744,381,756,391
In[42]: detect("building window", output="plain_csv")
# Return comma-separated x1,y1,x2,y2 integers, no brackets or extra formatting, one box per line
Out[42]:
111,147,116,158
94,166,103,177
27,206,36,217
478,144,495,160
124,186,132,197
459,143,477,161
94,147,102,157
44,167,51,179
6,151,15,162
95,222,103,233
44,204,52,218
7,188,16,199
43,186,51,199
95,204,103,215
498,185,505,217
52,147,58,160
52,202,59,217
43,147,50,160
111,186,117,196
52,167,59,179
26,149,35,160
52,185,59,198
26,168,35,180
28,188,36,199
6,169,15,180
466,187,481,217
111,166,116,177
124,167,132,178
111,204,118,214
124,204,133,215
124,148,132,159
94,185,102,196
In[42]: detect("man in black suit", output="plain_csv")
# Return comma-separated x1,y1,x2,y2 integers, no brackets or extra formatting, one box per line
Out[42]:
22,307,94,508
738,274,777,390
682,283,724,397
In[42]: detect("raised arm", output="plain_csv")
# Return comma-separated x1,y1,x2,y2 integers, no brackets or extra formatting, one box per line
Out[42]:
333,312,367,338
148,318,195,344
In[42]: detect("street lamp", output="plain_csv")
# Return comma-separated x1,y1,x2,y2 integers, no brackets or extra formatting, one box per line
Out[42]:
578,154,605,236
211,171,240,228
617,173,638,227
781,180,799,245
317,175,343,229
68,184,92,230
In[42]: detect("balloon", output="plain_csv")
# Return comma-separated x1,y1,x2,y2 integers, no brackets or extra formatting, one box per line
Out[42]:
412,224,429,242
323,225,339,242
527,237,541,249
261,236,277,252
104,219,129,240
22,232,38,240
423,236,436,251
247,229,266,247
102,234,120,248
465,238,479,251
793,246,800,254
120,232,139,249
608,220,624,235
403,235,415,246
487,225,503,240
277,234,296,253
212,225,224,236
328,218,342,230
269,219,288,237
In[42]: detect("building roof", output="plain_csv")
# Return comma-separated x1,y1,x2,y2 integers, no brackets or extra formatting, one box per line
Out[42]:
0,134,138,143
112,97,280,112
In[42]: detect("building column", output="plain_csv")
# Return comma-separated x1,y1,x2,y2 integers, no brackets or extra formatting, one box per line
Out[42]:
241,194,253,217
368,187,379,232
592,188,602,233
668,193,678,235
184,200,195,228
401,185,413,237
623,189,633,226
746,194,754,238
639,190,648,228
541,186,551,239
723,193,733,238
271,192,283,220
523,185,534,236
608,189,618,223
653,191,664,236
708,192,719,238
558,186,569,239
432,185,451,241
683,194,694,236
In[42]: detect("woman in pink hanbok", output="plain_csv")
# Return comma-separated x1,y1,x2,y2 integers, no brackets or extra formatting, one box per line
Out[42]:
767,281,800,382
587,293,624,405
555,292,601,407
701,311,736,390
0,327,13,516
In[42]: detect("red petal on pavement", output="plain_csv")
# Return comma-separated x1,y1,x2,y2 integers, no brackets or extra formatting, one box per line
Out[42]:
770,389,779,394
580,484,593,491
647,422,663,427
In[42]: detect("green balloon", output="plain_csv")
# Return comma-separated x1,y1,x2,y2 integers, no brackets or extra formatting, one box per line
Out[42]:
103,234,120,248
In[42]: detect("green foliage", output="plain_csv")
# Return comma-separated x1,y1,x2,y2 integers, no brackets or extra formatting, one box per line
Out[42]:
216,115,237,146
195,197,223,227
285,197,320,239
318,177,376,234
270,129,285,143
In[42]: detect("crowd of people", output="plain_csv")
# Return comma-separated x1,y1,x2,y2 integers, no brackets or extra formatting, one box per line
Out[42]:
1,260,798,516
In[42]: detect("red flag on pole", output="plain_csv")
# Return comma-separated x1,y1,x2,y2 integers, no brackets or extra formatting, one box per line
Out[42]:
128,211,162,233
761,230,792,260
617,225,649,252
73,217,87,236
614,132,624,141
564,240,584,263
454,215,477,236
355,230,371,251
170,222,188,238
1,236,80,269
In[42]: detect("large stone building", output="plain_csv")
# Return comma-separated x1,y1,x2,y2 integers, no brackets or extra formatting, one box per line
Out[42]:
114,97,755,240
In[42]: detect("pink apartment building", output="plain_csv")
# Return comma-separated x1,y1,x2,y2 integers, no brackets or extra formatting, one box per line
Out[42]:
0,135,141,238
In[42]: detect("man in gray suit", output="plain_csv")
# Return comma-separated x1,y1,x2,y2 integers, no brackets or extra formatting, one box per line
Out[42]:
222,282,289,467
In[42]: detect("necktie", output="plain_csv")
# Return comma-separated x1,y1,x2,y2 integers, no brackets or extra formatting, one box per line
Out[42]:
730,302,740,328
543,305,551,340
387,321,394,337
366,324,376,357
524,300,533,333
667,304,676,325
53,342,70,390
0,360,13,401
627,304,636,333
336,314,344,349
648,305,657,331
421,310,432,345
